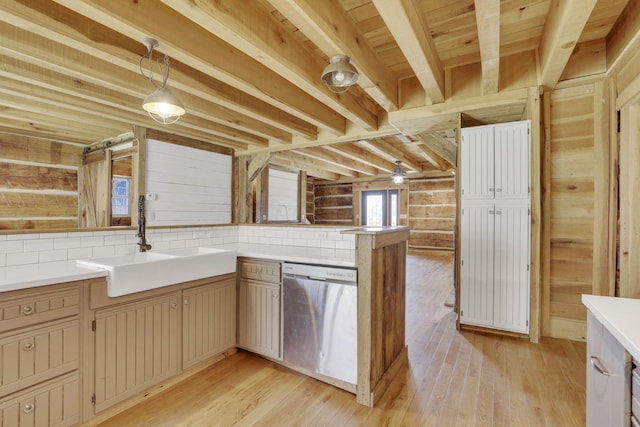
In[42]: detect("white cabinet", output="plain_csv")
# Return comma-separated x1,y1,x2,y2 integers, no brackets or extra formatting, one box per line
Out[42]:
586,311,631,427
459,121,530,334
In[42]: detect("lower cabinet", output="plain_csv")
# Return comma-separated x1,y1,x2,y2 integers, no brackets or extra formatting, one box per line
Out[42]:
237,279,281,359
586,311,631,427
0,282,81,427
89,275,237,417
93,292,180,413
182,279,236,369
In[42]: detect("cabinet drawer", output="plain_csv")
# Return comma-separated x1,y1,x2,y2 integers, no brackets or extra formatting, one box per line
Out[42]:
240,260,281,283
0,371,79,427
0,318,79,398
0,284,80,333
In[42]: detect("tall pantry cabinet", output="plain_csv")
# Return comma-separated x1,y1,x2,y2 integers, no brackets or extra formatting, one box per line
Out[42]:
459,120,531,334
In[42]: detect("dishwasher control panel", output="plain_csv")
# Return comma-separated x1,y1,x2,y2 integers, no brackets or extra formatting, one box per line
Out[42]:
283,262,357,283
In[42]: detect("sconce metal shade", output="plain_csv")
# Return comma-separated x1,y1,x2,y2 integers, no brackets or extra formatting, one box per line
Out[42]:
321,55,359,93
392,160,405,184
142,86,186,125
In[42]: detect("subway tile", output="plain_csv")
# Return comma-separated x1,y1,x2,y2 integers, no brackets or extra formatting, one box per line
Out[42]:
0,240,24,253
39,249,68,263
7,251,38,266
67,247,93,260
24,239,54,252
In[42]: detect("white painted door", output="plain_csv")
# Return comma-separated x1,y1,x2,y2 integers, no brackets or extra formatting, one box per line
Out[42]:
460,202,495,328
492,203,530,333
494,121,530,199
461,125,495,200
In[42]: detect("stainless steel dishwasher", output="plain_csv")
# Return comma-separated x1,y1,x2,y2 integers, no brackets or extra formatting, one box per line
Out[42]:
282,262,358,386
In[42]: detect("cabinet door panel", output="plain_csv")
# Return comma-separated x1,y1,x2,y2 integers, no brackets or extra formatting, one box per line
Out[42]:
493,205,530,333
494,121,530,199
93,293,179,413
461,125,495,199
183,280,236,369
586,311,630,427
460,204,495,327
237,279,280,359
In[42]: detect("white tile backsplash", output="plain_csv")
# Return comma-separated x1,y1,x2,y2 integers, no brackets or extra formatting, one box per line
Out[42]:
0,225,354,269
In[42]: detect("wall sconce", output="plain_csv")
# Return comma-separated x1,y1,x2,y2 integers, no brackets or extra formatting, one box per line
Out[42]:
321,55,359,93
139,37,185,125
392,160,405,184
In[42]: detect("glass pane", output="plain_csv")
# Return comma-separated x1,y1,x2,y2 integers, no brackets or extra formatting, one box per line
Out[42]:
111,177,131,217
366,194,383,226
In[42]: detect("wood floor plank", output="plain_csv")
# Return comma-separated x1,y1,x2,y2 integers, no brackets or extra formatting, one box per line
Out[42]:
89,251,586,427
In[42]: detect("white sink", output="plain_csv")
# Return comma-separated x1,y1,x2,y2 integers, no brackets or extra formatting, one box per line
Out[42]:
77,247,237,297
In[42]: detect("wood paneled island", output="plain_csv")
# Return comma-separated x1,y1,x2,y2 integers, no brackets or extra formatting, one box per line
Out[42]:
344,226,410,407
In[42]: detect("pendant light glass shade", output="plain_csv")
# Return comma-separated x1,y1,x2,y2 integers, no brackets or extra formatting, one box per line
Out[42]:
139,37,185,125
392,160,405,184
321,55,359,93
142,86,186,125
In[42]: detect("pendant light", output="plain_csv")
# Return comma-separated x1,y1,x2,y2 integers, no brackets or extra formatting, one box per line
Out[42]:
139,37,185,125
392,160,406,184
321,55,359,93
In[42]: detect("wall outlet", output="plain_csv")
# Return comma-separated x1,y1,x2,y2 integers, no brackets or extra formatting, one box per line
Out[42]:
145,193,157,201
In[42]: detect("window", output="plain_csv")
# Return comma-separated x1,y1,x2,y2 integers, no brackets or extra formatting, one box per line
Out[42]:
361,189,399,226
111,176,131,217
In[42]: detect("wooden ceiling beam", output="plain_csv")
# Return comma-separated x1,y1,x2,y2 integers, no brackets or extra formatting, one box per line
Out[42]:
414,132,457,167
298,147,379,177
51,0,348,136
606,0,640,76
285,151,359,178
161,0,378,131
326,143,397,173
248,152,274,182
268,0,398,111
0,0,303,144
539,0,598,90
271,153,341,181
359,139,422,172
371,0,444,103
474,0,500,95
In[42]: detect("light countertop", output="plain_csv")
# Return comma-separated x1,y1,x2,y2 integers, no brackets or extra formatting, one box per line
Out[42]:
0,260,107,293
582,294,640,362
236,243,355,267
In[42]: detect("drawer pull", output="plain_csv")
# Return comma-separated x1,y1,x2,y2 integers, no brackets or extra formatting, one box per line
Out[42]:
22,305,34,315
183,299,190,305
23,342,35,351
590,355,615,376
23,403,34,414
171,303,177,309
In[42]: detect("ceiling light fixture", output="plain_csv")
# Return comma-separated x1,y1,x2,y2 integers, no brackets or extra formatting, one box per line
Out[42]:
392,160,406,185
321,55,359,93
139,37,185,125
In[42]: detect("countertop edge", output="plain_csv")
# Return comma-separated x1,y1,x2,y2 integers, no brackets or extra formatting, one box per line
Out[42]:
582,294,640,362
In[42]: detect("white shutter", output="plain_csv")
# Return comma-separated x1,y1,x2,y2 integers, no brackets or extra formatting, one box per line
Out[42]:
494,121,530,199
460,202,495,328
492,203,530,333
461,125,495,199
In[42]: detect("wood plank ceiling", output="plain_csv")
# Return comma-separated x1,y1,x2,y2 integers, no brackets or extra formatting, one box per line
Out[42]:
0,0,632,182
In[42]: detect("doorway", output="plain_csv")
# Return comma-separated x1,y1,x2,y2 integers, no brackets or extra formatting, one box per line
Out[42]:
361,189,398,226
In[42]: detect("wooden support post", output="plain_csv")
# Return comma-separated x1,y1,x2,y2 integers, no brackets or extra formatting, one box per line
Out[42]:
527,86,541,343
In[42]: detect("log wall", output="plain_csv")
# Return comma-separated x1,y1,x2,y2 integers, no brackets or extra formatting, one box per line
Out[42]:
313,183,354,225
408,178,456,250
305,180,314,223
0,133,81,230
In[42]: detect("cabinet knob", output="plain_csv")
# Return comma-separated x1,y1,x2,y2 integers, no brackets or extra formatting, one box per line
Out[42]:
489,187,494,192
171,303,177,309
23,403,34,414
496,188,502,192
22,305,34,315
23,342,35,351
183,298,190,305
272,292,278,299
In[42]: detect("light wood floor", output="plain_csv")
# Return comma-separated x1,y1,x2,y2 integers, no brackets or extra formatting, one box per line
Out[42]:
92,251,586,427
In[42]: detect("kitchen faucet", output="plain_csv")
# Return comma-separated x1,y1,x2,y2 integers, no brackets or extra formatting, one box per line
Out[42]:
137,195,152,252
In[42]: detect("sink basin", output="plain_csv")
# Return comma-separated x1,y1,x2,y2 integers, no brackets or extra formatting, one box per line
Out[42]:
77,247,237,297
